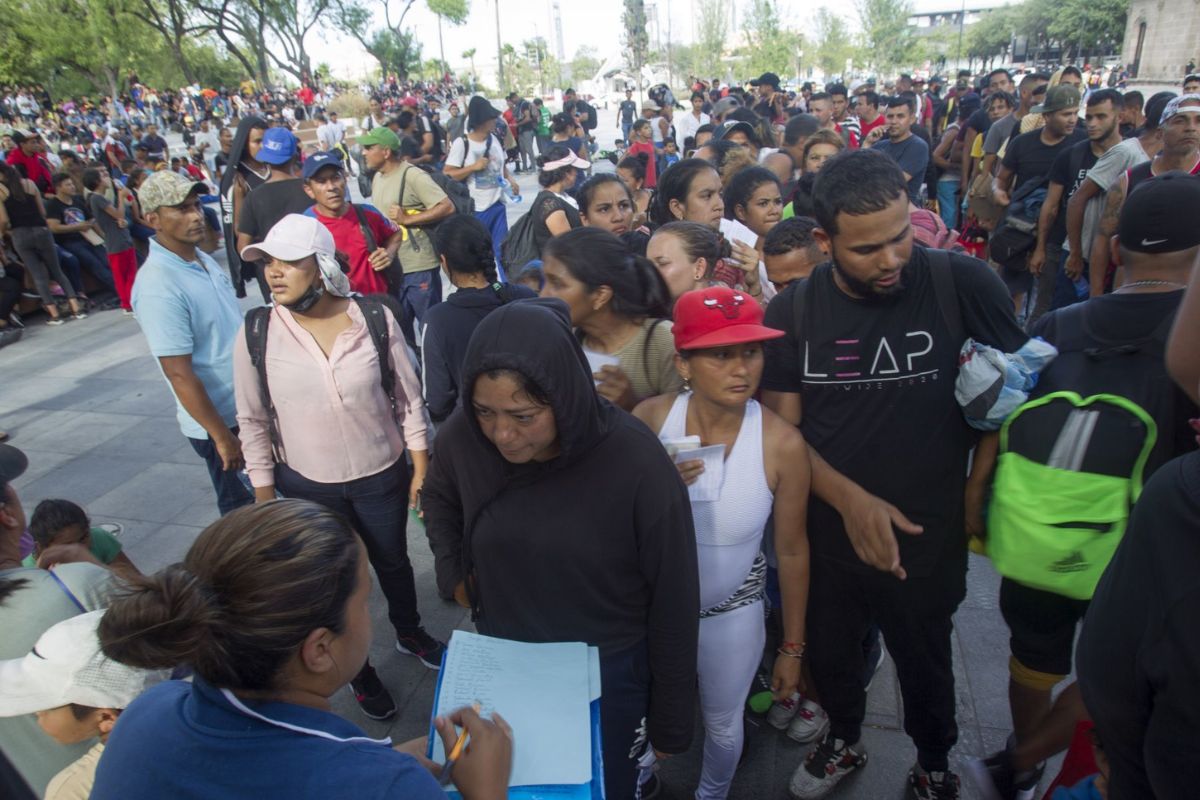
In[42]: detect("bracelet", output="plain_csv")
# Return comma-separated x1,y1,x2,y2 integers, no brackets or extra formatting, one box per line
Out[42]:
777,641,805,658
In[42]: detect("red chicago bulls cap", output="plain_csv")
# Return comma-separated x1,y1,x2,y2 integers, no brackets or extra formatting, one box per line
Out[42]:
672,286,785,351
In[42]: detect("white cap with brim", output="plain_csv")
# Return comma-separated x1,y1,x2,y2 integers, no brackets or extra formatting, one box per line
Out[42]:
541,153,591,171
240,213,336,264
0,610,166,716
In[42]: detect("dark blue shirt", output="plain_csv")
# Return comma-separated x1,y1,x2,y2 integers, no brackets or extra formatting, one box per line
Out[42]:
91,678,447,800
872,134,930,204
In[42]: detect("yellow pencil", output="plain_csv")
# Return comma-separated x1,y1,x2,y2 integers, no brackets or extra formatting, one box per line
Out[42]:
440,702,481,783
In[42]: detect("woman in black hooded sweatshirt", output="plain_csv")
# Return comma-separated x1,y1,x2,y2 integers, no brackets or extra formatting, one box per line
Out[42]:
422,297,699,800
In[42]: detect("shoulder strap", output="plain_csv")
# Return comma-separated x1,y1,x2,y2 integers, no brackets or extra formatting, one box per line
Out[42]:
790,275,810,336
491,281,512,304
353,296,397,411
351,204,378,251
398,163,410,209
927,248,966,348
244,306,284,460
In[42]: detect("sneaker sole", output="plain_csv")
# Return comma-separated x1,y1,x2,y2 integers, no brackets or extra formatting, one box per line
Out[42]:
767,712,796,731
396,641,442,670
787,715,830,744
357,702,397,721
789,752,867,800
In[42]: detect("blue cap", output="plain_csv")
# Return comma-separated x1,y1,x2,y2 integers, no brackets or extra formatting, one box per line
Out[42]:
301,150,345,180
258,127,297,165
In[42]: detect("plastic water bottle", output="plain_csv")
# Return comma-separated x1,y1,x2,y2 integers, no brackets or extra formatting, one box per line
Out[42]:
503,183,522,204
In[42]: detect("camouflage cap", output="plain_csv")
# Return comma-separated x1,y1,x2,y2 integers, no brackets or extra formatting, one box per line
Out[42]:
137,170,206,214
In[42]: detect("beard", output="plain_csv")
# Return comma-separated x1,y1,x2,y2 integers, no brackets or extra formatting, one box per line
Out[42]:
833,260,906,301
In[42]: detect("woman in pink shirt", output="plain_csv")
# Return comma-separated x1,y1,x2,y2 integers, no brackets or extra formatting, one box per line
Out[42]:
233,214,443,722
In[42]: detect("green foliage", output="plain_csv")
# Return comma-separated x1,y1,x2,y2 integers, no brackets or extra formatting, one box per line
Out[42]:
426,0,468,23
856,0,919,74
740,0,798,79
1046,0,1127,58
327,91,370,118
814,8,855,78
967,5,1017,63
570,46,602,86
368,28,423,78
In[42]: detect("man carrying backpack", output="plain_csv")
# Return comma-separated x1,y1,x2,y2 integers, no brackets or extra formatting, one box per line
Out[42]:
359,125,454,347
444,96,520,271
967,173,1200,800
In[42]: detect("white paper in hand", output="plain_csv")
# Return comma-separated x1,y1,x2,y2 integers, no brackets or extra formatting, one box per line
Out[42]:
582,349,620,385
672,442,726,502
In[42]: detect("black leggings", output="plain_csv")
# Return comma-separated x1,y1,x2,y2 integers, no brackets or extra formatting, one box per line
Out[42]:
0,263,25,321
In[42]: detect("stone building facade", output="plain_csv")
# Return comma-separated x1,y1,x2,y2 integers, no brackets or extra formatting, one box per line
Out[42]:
1124,0,1200,83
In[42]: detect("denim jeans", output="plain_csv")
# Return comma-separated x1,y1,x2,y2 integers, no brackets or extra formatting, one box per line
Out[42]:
936,177,960,231
59,240,115,293
621,122,633,145
187,430,254,516
396,267,442,352
275,459,424,637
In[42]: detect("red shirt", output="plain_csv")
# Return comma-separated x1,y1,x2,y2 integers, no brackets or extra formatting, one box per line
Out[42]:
860,114,886,140
298,86,315,105
627,141,658,188
306,204,396,296
6,148,53,194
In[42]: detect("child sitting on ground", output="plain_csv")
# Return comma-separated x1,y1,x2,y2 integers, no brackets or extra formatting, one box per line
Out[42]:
0,611,164,800
24,498,139,575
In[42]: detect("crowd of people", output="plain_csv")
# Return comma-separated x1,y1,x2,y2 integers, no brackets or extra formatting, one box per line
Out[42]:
2,58,1200,800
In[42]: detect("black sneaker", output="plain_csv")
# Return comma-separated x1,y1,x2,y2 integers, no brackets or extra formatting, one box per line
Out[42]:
396,628,447,670
349,664,396,720
965,744,1044,800
788,732,867,799
908,765,961,800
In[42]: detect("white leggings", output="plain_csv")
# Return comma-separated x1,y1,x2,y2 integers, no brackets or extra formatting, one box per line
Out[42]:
696,600,765,800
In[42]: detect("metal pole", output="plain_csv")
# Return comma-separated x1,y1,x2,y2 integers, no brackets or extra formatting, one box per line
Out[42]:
495,0,505,89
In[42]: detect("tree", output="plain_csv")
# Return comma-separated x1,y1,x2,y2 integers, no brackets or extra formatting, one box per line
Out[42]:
622,0,649,92
1048,0,1128,63
462,47,477,77
428,0,469,70
740,0,796,78
263,0,334,85
814,8,854,79
570,46,602,85
692,0,727,80
856,0,918,74
127,0,215,84
966,6,1015,67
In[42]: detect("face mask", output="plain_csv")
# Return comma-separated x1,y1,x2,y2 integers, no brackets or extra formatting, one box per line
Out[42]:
283,281,324,313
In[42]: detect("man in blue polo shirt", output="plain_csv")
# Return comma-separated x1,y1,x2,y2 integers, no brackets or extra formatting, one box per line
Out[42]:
131,171,252,515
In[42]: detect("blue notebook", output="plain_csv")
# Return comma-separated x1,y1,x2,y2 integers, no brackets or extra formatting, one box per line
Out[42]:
427,631,604,800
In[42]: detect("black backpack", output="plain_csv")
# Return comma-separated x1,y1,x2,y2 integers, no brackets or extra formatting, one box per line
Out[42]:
397,163,474,257
244,297,397,460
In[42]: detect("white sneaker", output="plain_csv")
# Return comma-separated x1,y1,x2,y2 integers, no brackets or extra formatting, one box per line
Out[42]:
789,733,867,799
787,698,830,744
767,692,802,730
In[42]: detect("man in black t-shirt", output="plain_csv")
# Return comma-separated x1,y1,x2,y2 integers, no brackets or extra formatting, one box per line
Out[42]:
762,150,1027,800
235,128,312,299
1031,89,1123,317
994,84,1085,316
44,173,115,295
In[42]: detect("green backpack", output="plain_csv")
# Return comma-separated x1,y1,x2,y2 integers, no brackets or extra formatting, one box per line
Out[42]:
987,391,1157,600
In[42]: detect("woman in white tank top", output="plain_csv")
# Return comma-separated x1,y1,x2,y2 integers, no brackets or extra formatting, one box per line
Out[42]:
633,286,812,799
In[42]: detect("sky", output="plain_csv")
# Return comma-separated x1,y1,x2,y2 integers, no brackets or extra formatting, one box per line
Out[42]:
307,0,865,81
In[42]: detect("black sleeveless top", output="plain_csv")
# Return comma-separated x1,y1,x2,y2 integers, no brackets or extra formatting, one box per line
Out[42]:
3,185,45,229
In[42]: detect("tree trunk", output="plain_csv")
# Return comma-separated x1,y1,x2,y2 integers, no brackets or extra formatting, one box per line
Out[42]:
172,37,197,84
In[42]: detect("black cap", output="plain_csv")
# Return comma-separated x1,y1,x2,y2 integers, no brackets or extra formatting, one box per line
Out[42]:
750,72,781,90
0,444,28,484
9,131,28,145
1119,172,1200,254
467,95,501,130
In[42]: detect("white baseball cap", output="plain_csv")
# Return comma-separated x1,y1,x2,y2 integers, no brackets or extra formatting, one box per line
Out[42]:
240,213,336,264
0,610,166,716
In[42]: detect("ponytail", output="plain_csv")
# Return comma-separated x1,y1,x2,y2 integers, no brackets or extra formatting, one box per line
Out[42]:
99,500,360,692
543,227,671,321
435,214,499,282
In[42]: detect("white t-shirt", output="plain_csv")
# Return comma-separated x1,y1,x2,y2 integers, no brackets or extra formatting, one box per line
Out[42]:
678,111,710,146
447,134,505,209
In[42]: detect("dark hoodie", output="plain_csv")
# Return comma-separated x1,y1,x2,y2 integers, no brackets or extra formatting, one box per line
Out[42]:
218,116,267,296
421,282,537,422
422,298,699,755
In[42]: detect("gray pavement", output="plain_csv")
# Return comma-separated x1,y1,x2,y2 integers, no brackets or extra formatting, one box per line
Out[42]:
0,138,1061,799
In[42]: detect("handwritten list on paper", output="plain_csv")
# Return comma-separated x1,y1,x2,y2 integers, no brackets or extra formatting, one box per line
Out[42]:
432,631,593,787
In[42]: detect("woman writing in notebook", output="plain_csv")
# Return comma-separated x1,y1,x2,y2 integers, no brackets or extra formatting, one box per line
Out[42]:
90,500,512,800
633,286,811,800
